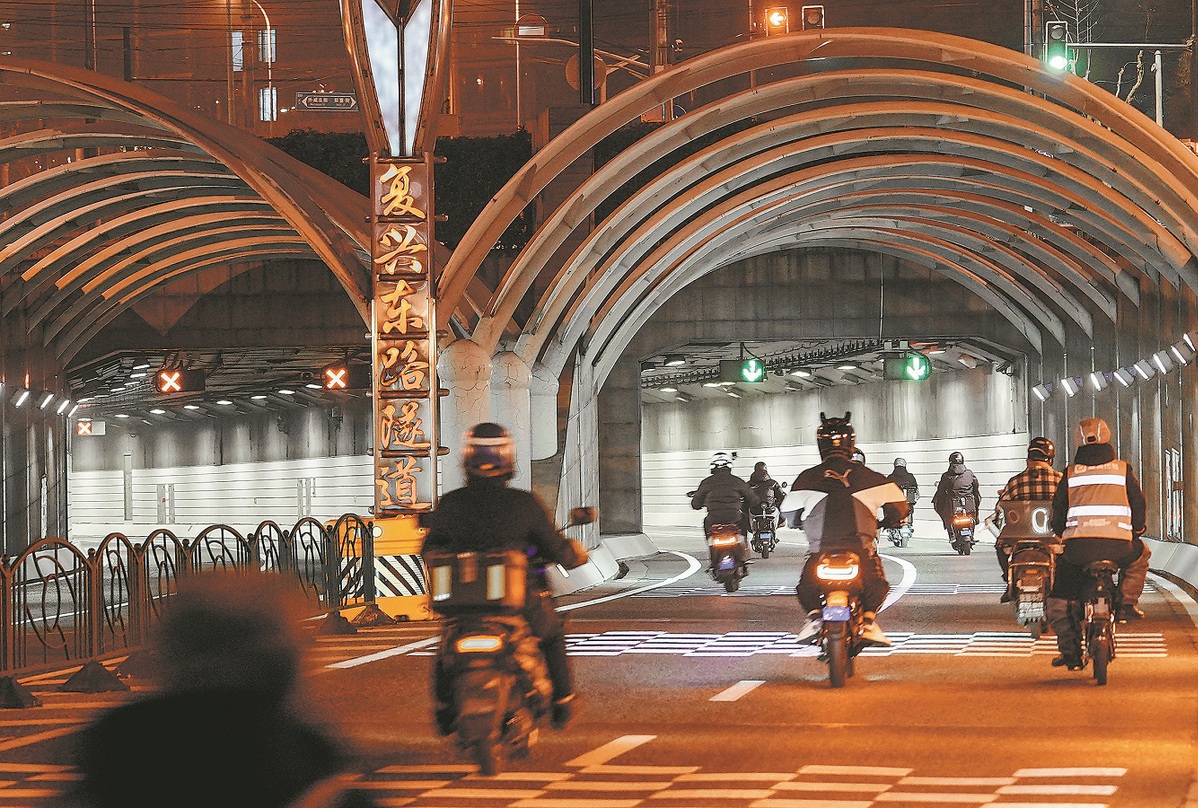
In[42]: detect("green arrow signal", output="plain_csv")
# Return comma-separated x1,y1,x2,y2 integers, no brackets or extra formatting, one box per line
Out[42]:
904,352,931,381
740,357,766,383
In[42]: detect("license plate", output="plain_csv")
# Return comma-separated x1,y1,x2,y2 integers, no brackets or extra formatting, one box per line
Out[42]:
759,532,772,541
822,605,852,622
717,556,736,571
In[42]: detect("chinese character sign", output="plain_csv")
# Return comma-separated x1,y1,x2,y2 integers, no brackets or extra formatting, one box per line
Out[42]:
372,156,440,515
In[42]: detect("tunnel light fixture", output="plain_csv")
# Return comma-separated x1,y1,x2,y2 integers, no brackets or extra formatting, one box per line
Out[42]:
658,385,679,393
1060,376,1083,397
702,381,722,388
1113,368,1135,388
1133,360,1156,381
639,360,656,373
791,367,813,378
217,399,234,405
278,388,296,395
251,394,269,400
836,361,858,371
55,399,71,416
150,408,167,415
1185,332,1197,352
68,404,80,418
1170,340,1194,366
1089,371,1111,391
115,413,130,419
675,392,693,402
957,355,979,369
784,380,805,392
305,383,323,390
1151,350,1175,374
1031,382,1054,401
37,392,53,409
663,355,686,367
183,404,201,411
725,388,743,398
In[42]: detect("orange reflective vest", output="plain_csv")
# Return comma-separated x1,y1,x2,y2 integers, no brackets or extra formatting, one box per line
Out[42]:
1061,459,1134,542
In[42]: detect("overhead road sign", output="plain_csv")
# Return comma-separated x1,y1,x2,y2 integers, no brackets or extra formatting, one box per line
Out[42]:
295,92,359,112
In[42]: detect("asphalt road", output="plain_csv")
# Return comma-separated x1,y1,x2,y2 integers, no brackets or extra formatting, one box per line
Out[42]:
2,527,1197,807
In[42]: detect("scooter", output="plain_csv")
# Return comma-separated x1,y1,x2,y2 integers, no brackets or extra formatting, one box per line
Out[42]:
708,522,749,593
1079,560,1120,686
989,500,1057,638
812,550,866,688
425,507,594,775
750,486,784,559
882,519,913,548
949,500,977,555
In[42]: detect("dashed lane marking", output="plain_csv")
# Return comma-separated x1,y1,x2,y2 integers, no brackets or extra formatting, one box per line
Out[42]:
565,736,657,768
710,680,766,702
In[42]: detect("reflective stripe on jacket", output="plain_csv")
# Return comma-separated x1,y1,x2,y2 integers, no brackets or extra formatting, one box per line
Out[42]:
1061,459,1134,542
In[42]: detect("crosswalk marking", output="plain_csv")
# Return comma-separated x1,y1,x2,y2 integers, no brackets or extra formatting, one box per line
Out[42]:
711,680,766,701
565,735,657,768
631,581,1158,598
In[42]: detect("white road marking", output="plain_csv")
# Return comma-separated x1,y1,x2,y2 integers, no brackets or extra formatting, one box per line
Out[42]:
324,635,439,670
1012,768,1126,777
557,551,703,612
875,793,996,803
710,679,766,701
1000,784,1119,795
900,777,1016,786
0,727,82,752
773,782,892,793
565,734,657,768
878,553,917,613
513,799,642,808
750,799,873,808
649,788,776,799
580,765,700,775
676,773,798,782
799,765,914,777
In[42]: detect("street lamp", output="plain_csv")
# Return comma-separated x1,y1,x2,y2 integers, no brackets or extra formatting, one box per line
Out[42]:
248,0,276,133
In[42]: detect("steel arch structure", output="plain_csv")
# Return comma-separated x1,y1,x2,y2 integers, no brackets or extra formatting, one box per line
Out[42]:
438,28,1198,391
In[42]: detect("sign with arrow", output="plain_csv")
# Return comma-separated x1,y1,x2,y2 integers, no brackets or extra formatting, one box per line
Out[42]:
296,92,359,112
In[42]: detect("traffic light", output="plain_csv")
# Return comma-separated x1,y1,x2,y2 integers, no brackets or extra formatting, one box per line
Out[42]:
719,357,767,383
322,363,371,391
882,352,932,381
764,6,789,35
154,367,205,394
800,4,825,30
1045,20,1069,71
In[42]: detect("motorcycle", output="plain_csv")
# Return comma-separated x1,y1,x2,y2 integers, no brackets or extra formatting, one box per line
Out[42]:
990,500,1058,639
708,522,749,592
812,550,866,688
948,499,977,555
1078,559,1120,686
882,517,913,548
424,507,595,775
750,484,785,559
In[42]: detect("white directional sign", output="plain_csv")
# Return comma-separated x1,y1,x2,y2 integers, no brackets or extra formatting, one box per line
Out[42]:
295,92,359,112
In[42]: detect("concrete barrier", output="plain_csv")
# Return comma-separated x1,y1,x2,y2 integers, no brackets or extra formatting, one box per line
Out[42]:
546,533,659,596
1144,537,1198,597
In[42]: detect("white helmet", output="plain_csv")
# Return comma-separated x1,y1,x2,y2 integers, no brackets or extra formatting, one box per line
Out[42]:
710,451,733,471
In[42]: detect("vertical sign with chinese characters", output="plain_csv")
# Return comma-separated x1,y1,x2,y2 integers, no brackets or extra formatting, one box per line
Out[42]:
373,156,440,517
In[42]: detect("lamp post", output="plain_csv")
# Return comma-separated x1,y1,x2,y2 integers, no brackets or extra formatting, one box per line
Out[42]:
247,0,276,134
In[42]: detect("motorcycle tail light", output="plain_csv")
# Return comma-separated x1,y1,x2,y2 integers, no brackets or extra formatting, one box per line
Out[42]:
952,514,973,526
455,635,504,653
711,533,740,547
817,563,859,581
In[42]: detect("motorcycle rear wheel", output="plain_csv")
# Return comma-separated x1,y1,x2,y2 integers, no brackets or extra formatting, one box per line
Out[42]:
1092,635,1111,686
723,576,740,593
761,543,771,559
473,737,502,776
827,623,849,688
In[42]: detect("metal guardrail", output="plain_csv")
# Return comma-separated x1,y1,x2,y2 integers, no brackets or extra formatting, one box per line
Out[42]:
0,514,376,676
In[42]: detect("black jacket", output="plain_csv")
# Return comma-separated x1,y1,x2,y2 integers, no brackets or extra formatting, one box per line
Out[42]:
691,468,760,524
1050,443,1147,537
423,477,585,591
747,469,785,509
933,462,980,519
887,467,919,502
781,456,910,552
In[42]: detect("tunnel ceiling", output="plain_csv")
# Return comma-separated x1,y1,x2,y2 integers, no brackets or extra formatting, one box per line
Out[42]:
0,59,373,366
438,28,1198,389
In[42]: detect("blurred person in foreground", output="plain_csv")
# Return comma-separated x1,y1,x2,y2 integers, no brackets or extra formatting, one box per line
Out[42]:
72,572,375,808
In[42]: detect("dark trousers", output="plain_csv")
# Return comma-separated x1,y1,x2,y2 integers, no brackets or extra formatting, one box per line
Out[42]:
1047,537,1140,658
796,548,889,615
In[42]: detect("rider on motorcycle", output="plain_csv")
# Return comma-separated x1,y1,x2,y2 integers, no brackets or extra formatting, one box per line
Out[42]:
748,462,785,511
887,458,920,519
994,437,1062,602
932,451,980,536
783,413,910,646
423,423,588,733
691,452,761,544
1047,418,1147,669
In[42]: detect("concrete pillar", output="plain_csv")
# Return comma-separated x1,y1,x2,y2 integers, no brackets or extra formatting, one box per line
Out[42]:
437,338,492,493
558,354,600,547
597,352,643,534
530,363,559,461
491,351,533,489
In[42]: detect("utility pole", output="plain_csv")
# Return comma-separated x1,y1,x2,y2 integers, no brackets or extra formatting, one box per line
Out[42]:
579,0,594,105
1191,0,1197,138
650,0,674,121
84,0,97,70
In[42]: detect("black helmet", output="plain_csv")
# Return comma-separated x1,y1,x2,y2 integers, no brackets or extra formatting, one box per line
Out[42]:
949,451,964,465
816,411,855,460
463,422,515,479
1028,436,1055,463
754,461,767,472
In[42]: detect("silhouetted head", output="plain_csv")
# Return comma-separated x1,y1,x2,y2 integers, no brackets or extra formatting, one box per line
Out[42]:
817,412,855,460
1077,417,1112,446
463,422,516,481
1028,436,1056,463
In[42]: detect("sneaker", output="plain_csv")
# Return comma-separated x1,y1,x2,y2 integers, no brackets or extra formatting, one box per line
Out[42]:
1051,654,1084,670
796,610,822,644
858,618,892,647
1118,604,1145,622
551,695,576,730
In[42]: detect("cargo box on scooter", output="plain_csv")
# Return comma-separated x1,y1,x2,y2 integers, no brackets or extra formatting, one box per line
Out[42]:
424,549,528,615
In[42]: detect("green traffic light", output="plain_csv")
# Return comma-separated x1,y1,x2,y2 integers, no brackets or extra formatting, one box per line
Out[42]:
904,352,931,381
740,357,765,383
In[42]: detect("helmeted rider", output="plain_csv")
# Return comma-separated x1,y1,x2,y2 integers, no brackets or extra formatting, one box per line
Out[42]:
932,451,981,535
783,413,911,647
747,461,785,511
422,423,588,732
691,452,761,568
887,457,920,517
1047,417,1148,669
993,437,1062,602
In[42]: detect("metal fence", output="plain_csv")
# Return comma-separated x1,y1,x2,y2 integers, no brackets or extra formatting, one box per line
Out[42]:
0,514,376,676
